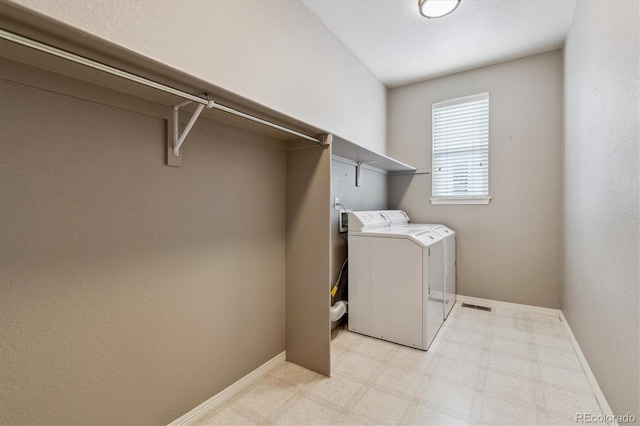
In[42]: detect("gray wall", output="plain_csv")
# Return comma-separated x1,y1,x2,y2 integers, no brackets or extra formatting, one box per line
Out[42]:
563,0,639,417
388,50,563,309
0,60,286,424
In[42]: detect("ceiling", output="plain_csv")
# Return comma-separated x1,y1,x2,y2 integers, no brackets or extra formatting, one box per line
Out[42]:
301,0,577,87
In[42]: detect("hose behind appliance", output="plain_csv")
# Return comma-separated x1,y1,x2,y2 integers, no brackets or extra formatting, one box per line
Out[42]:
330,257,348,323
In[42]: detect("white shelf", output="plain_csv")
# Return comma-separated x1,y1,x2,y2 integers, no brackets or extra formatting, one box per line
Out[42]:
332,135,415,173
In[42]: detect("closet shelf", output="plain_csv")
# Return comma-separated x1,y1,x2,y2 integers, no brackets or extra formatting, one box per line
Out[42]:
332,135,416,173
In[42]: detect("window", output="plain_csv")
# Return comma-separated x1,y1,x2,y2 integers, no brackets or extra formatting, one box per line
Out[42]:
431,93,491,205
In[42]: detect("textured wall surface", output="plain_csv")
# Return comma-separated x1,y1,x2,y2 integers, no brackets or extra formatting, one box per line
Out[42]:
563,0,639,417
5,0,387,153
0,62,286,424
388,50,563,309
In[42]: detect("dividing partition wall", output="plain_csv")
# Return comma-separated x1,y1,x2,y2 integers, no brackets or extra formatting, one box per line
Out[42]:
286,141,332,376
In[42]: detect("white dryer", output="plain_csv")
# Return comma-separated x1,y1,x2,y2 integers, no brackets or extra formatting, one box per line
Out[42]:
348,211,445,350
383,211,457,320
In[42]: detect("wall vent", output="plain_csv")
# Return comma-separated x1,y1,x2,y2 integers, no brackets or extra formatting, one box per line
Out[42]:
461,303,492,312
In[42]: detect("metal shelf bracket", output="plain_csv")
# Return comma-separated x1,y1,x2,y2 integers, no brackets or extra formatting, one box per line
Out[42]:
173,94,215,157
355,160,383,187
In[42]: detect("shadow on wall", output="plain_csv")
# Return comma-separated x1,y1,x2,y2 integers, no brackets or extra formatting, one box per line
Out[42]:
388,174,413,209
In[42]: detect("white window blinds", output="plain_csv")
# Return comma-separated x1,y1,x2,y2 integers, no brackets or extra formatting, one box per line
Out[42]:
431,93,491,204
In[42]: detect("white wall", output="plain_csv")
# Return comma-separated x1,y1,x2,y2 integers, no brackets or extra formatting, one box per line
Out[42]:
388,50,563,309
563,0,639,417
6,0,387,154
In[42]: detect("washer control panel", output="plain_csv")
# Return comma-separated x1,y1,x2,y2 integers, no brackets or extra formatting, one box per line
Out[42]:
384,210,410,224
348,211,390,232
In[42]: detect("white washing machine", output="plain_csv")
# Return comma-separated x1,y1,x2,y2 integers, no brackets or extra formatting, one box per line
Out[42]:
348,211,445,350
384,211,457,319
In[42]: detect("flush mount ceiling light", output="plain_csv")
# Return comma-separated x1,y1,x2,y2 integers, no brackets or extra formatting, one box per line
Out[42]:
419,0,461,19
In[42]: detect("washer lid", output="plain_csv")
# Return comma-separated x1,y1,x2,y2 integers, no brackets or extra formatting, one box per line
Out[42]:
423,224,456,236
351,227,444,248
415,230,444,246
399,223,456,237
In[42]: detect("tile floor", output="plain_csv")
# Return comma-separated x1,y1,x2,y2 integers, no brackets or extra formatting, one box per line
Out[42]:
195,302,605,425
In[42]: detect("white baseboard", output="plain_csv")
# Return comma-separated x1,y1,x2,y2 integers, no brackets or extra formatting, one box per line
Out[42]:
559,312,617,426
168,351,286,426
456,295,561,317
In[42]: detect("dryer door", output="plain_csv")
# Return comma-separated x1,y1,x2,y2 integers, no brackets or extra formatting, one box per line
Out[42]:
444,234,456,318
423,239,445,350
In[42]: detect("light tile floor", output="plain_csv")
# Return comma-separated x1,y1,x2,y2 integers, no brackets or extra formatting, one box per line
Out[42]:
196,302,605,425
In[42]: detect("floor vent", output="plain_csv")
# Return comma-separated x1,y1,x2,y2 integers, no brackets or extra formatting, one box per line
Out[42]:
461,303,492,312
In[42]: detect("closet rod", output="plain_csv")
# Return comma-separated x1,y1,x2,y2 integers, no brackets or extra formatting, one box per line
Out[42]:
0,29,323,144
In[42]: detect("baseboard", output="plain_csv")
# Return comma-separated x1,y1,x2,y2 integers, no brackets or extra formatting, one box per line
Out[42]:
456,295,561,317
168,351,286,426
559,312,617,426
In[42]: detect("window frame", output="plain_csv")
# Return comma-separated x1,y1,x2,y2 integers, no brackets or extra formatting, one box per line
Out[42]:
430,92,491,205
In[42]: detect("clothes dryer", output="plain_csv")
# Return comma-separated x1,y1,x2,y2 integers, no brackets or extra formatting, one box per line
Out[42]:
382,211,457,320
348,211,445,350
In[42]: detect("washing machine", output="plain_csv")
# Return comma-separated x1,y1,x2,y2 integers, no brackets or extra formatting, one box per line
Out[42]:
383,211,457,319
348,210,445,350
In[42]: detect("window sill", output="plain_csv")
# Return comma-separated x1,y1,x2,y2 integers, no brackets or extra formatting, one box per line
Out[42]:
430,197,491,205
